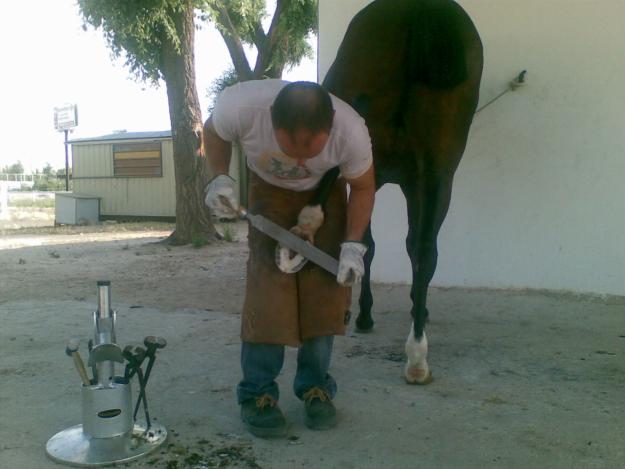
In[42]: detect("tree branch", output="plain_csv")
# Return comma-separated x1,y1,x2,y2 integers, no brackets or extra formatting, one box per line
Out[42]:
251,20,266,51
214,2,253,80
254,0,285,78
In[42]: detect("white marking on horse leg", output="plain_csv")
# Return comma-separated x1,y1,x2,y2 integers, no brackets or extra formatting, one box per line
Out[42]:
404,324,431,384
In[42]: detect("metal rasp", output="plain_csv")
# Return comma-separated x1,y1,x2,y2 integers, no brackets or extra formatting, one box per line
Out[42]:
220,197,339,275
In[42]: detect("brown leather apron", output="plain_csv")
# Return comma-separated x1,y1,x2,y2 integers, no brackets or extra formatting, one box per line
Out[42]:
241,172,351,346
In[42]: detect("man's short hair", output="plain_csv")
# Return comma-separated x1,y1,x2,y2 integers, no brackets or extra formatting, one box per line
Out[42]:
271,81,334,135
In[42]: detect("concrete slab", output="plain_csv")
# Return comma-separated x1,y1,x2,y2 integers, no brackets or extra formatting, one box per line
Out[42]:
0,228,623,468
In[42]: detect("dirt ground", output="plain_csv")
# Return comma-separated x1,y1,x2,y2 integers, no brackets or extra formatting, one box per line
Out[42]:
1,220,624,469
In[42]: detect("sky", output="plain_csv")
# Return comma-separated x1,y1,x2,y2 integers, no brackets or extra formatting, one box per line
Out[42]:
0,0,316,173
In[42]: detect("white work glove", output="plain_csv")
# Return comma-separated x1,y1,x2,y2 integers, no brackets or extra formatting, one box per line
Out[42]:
337,241,368,286
276,204,325,274
204,175,237,219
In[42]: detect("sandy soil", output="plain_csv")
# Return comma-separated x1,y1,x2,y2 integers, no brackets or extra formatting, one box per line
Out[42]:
1,221,624,469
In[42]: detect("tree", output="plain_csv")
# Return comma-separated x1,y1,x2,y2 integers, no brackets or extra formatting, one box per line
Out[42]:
3,161,24,174
202,0,317,82
79,0,215,245
42,163,54,176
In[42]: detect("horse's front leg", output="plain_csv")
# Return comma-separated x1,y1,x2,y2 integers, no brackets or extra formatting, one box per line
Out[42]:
356,223,375,332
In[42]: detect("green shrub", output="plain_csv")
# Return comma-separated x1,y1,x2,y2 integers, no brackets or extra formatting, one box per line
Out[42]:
192,235,209,248
221,225,236,242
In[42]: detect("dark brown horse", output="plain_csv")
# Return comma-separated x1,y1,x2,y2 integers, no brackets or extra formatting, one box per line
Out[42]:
322,0,483,383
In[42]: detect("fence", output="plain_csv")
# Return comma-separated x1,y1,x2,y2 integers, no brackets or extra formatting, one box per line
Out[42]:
0,173,59,182
0,173,69,191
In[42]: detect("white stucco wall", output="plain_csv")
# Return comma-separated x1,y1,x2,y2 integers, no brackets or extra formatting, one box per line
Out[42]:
320,0,625,296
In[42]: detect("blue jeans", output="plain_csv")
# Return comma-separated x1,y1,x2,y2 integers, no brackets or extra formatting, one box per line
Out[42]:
237,335,337,404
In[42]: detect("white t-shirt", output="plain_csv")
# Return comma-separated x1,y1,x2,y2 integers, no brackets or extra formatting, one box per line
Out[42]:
211,79,373,191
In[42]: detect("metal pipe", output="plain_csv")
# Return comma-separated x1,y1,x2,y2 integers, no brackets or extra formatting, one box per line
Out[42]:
64,129,69,191
97,281,111,320
94,281,116,387
95,281,116,344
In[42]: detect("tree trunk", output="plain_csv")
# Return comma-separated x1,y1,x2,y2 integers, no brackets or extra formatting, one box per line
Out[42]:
161,2,215,245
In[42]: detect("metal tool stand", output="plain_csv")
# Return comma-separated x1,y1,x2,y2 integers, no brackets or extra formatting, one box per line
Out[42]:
46,281,167,467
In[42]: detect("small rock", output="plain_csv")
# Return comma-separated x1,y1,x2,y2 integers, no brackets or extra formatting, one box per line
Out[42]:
288,437,302,445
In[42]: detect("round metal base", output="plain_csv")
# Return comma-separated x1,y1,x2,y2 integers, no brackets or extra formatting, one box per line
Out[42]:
45,422,167,467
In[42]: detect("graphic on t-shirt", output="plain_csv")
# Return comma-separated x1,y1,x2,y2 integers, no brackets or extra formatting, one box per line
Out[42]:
258,151,311,180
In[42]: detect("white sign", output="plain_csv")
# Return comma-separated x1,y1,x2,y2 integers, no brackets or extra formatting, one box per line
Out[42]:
54,104,78,131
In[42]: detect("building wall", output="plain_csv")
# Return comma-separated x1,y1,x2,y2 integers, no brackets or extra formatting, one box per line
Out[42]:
72,138,176,217
320,0,625,296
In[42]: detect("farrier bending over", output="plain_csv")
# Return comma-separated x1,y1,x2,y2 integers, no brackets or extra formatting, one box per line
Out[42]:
203,80,375,438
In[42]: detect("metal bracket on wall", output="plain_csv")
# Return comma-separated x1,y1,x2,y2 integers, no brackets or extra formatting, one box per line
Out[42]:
475,70,527,115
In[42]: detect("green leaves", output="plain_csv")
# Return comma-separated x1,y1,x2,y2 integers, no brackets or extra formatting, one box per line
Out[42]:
78,0,189,84
201,0,317,80
78,0,318,85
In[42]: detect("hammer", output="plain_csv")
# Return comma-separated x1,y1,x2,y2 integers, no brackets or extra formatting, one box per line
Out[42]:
66,338,91,386
88,339,97,384
133,336,166,424
142,336,167,386
123,345,146,381
124,345,152,428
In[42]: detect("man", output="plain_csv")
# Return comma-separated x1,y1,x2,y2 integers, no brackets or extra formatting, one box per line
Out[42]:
203,80,375,438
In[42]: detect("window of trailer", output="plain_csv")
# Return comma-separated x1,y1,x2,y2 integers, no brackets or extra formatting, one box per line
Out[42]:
112,142,162,177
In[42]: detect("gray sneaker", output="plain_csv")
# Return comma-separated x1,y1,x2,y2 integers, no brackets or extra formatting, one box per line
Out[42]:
303,387,337,430
240,394,287,438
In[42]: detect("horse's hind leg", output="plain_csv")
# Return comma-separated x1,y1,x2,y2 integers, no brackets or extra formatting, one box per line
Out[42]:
356,222,375,332
403,157,457,386
401,167,456,384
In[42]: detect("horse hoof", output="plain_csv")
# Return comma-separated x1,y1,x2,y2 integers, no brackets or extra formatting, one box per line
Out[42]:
404,369,433,385
355,317,374,333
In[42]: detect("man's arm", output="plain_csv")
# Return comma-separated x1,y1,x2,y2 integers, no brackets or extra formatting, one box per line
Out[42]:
203,117,232,177
203,116,238,218
344,164,375,241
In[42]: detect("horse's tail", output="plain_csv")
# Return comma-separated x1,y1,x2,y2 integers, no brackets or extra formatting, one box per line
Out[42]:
408,3,471,89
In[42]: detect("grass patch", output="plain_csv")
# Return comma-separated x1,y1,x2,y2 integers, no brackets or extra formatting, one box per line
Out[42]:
221,224,236,242
10,198,55,208
0,221,174,237
191,234,210,248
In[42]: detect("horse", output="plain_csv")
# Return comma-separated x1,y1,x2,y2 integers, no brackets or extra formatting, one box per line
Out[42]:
321,0,483,384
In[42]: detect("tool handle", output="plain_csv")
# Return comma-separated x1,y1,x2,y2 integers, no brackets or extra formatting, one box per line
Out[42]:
218,195,247,218
72,352,91,386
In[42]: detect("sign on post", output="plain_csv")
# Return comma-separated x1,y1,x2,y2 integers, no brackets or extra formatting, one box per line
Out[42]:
54,104,78,132
54,104,78,191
